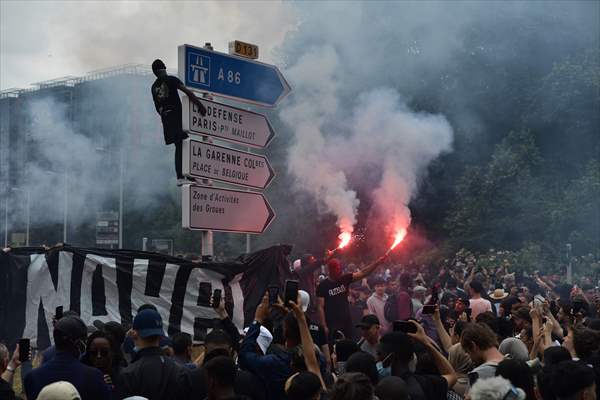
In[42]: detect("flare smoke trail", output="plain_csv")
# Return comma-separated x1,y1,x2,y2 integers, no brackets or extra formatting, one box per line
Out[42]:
280,46,359,235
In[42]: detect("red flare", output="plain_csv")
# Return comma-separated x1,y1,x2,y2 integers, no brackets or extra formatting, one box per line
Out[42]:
337,231,352,249
389,228,407,251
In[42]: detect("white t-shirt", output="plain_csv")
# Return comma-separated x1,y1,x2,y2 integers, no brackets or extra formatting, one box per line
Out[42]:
469,298,493,319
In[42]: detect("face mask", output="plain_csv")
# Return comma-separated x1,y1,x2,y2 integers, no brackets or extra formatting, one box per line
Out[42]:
377,354,393,378
408,353,418,373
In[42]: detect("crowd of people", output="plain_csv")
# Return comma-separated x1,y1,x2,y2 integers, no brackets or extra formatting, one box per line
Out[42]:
1,249,600,400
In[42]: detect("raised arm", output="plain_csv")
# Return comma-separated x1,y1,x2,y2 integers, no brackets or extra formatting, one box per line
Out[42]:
408,320,457,389
238,293,273,374
177,83,207,115
1,343,21,383
432,306,453,353
352,255,387,282
214,295,241,352
290,300,326,389
543,302,563,339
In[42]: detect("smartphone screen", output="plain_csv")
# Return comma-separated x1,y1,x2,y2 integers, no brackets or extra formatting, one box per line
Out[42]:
284,280,299,308
55,306,63,320
197,282,212,307
422,305,436,315
268,286,279,305
393,320,417,334
212,289,222,309
19,338,30,362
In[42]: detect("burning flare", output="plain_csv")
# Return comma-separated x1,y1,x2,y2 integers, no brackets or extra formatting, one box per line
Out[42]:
389,228,407,251
337,231,352,249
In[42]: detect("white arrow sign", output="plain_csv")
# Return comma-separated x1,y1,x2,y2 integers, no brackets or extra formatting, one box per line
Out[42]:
182,185,275,234
182,139,275,190
182,95,275,148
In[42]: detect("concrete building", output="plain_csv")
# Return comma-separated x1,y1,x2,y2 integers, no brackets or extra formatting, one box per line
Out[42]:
1,64,165,248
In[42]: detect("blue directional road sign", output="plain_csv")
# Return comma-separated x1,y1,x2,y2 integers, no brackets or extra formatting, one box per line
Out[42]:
178,44,291,107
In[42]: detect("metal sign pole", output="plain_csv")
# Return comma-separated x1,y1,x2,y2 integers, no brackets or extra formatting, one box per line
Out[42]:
119,148,124,249
4,192,8,248
566,243,572,284
245,146,251,254
63,171,68,243
25,189,30,246
201,42,215,261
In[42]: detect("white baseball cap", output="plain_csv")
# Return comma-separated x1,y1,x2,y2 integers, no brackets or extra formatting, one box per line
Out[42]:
243,325,273,354
292,259,302,271
37,381,81,400
299,290,310,313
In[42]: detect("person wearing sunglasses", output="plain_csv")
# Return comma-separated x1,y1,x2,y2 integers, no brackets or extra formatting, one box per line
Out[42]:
82,331,118,392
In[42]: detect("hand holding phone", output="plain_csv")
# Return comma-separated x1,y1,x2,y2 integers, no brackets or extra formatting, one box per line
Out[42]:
284,280,299,308
422,305,436,315
211,289,222,309
19,338,30,363
268,286,279,305
393,320,417,334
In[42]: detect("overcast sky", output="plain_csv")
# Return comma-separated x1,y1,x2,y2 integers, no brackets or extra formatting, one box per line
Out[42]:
0,1,297,90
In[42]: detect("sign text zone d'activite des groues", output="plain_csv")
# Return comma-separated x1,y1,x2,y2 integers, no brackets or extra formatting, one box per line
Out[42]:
182,185,275,234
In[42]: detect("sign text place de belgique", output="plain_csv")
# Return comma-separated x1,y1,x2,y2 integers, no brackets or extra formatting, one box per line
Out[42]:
182,139,275,190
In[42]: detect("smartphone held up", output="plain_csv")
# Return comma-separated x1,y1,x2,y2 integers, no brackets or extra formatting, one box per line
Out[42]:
284,280,299,308
19,338,30,362
393,320,417,334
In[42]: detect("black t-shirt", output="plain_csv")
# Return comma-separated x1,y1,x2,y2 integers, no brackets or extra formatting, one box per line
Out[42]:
151,75,188,144
151,75,183,117
317,274,353,329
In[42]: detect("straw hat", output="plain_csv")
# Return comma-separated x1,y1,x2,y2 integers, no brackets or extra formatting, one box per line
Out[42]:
489,288,508,300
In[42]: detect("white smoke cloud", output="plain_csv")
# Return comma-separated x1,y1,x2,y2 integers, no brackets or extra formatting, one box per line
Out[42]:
345,89,453,238
281,49,453,242
13,76,176,235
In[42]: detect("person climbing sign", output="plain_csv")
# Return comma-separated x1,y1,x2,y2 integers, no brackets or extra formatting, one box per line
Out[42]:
151,59,207,185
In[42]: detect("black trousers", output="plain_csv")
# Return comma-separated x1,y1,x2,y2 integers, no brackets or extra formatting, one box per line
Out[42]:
174,140,183,179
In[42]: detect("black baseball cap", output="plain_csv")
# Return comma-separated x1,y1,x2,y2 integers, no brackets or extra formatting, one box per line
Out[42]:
133,309,165,338
54,316,87,343
356,314,380,329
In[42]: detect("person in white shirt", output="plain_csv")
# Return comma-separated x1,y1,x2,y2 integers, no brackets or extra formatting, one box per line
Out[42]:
467,281,492,320
367,279,391,334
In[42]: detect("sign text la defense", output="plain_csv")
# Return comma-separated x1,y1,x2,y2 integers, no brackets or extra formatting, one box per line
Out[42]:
182,95,275,148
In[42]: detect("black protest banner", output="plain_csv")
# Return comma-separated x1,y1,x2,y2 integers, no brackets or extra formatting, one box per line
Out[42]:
0,244,292,349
